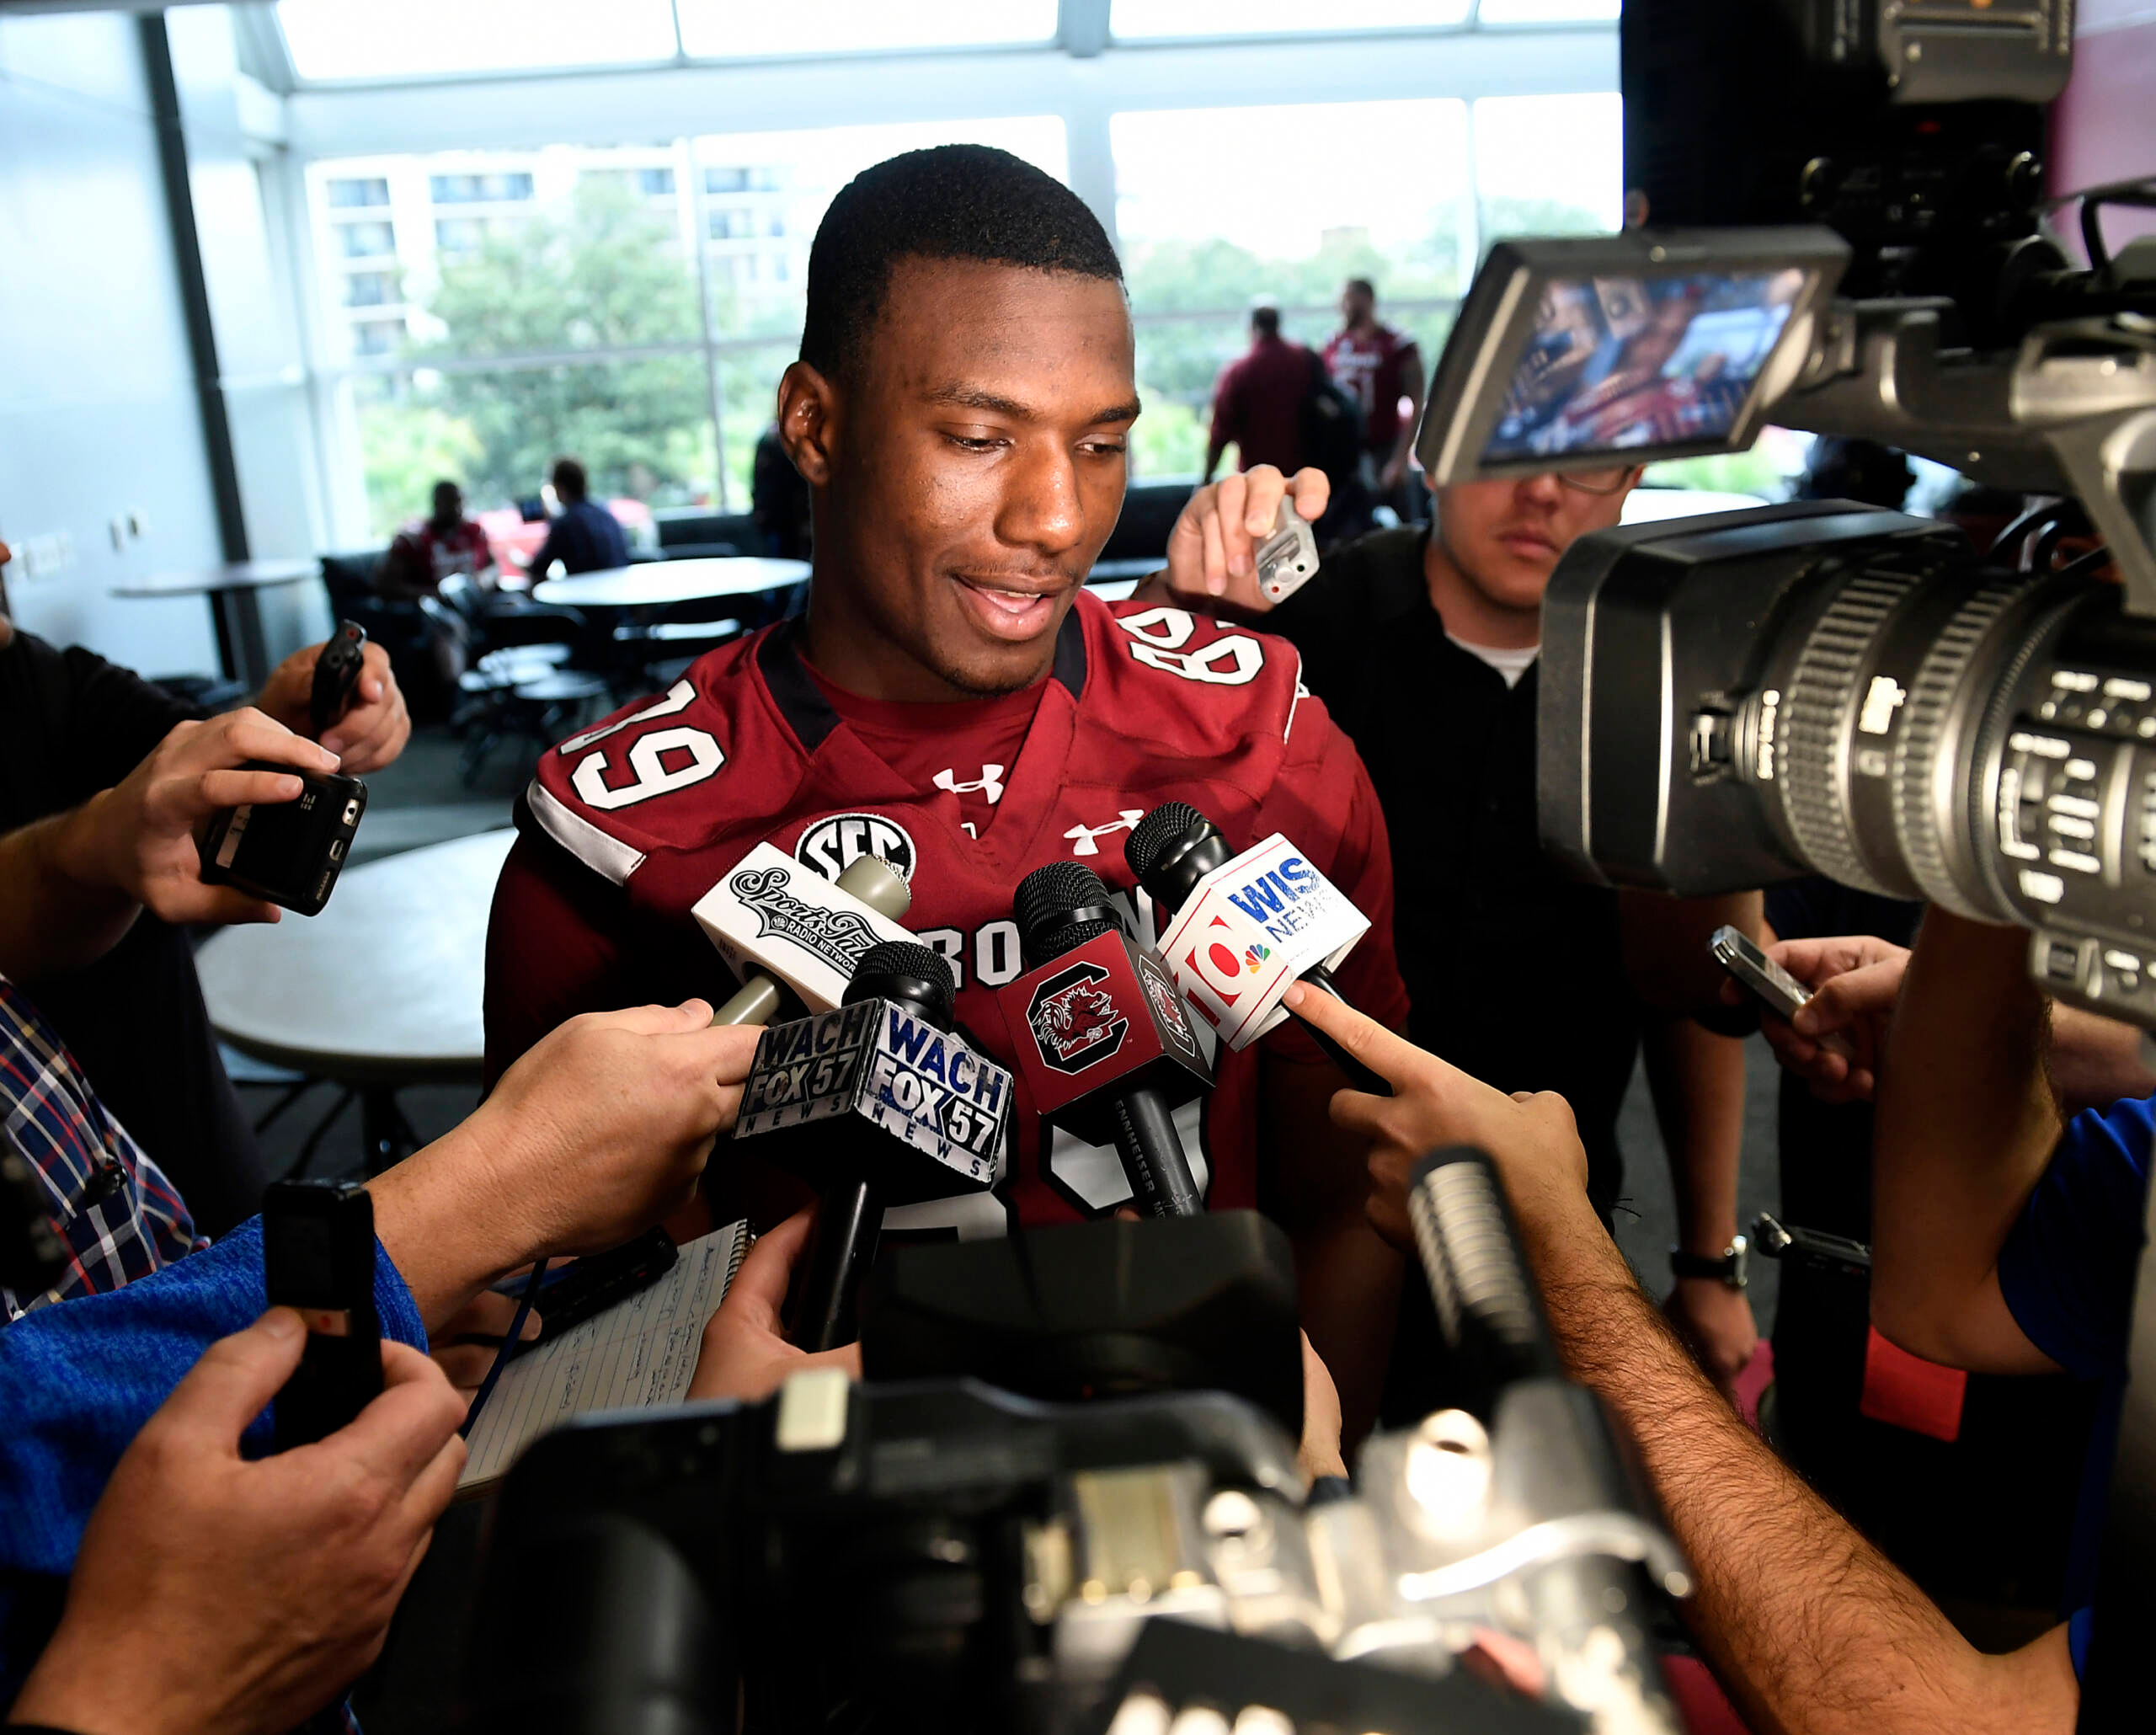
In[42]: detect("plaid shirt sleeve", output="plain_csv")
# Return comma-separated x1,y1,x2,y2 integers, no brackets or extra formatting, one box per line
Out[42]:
0,976,203,1325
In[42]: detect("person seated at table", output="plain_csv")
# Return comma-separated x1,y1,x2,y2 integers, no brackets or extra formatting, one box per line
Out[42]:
0,537,410,1237
526,457,628,579
377,479,499,603
0,704,766,1708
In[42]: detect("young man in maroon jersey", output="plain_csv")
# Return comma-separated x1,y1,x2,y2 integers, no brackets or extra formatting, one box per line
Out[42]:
483,145,1410,1439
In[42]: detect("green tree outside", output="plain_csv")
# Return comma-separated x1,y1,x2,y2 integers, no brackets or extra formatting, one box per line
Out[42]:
358,181,718,530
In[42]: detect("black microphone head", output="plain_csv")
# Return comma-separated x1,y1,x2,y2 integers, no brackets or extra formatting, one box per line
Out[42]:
1015,862,1123,968
1124,802,1230,916
843,940,956,1029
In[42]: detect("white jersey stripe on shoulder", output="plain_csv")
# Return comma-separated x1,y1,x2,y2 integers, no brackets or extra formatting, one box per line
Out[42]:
526,779,646,885
1286,647,1308,743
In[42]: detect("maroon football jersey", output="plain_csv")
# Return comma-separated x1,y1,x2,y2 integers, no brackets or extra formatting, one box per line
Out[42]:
484,590,1408,1236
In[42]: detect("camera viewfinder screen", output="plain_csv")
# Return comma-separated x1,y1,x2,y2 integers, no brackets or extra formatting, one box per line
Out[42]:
1484,268,1806,464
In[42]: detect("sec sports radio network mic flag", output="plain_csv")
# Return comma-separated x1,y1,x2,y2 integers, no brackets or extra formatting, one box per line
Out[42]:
1154,835,1369,1049
734,994,1011,1196
692,841,915,1015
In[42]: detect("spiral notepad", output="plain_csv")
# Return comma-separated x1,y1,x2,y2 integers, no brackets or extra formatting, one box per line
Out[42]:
458,1220,750,1492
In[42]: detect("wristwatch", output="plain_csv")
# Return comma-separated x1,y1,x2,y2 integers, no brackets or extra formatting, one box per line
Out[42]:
1670,1234,1749,1289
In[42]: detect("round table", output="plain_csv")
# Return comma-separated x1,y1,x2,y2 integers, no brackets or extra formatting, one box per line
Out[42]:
196,829,515,1172
112,558,319,688
532,556,809,611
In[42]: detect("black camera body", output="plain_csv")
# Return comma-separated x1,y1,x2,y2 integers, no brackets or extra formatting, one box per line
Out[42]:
196,763,366,917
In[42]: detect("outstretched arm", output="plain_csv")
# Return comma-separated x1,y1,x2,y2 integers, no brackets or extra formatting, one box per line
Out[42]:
1287,982,2079,1735
1870,910,2064,1374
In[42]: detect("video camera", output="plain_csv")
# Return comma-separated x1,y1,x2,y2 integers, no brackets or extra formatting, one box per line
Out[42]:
468,1153,1689,1735
1417,0,2156,1028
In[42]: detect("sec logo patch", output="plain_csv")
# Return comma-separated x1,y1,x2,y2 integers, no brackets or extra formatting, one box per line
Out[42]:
795,813,918,885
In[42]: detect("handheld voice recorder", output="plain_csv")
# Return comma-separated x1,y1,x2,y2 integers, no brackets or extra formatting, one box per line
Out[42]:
264,1179,382,1450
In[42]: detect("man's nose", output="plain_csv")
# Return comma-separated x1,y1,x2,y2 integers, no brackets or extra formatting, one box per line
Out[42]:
1517,472,1566,509
999,443,1085,556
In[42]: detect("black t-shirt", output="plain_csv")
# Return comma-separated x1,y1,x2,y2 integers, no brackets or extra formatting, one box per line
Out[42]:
0,630,264,1235
1268,526,1641,1205
1267,527,1642,1426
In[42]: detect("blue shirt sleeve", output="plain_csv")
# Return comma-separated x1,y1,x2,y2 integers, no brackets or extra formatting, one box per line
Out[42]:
1998,1095,2153,1380
0,1219,426,1580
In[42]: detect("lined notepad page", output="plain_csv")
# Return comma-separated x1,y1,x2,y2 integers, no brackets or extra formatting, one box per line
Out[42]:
459,1220,750,1491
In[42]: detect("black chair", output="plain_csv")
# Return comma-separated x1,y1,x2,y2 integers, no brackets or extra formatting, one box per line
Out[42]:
1089,479,1192,584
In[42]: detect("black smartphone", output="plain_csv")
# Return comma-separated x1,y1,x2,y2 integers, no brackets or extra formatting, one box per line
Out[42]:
198,766,366,917
310,620,369,739
264,1179,382,1450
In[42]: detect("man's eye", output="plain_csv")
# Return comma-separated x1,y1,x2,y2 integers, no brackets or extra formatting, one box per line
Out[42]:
1080,440,1127,458
947,434,1001,451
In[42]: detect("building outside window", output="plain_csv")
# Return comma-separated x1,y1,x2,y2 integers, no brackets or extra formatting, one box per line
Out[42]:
429,171,536,205
327,176,389,208
338,221,397,259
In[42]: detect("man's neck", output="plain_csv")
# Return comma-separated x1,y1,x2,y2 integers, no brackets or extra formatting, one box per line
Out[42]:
1345,317,1380,341
1422,531,1540,650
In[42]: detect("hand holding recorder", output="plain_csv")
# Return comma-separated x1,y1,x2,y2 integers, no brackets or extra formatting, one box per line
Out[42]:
1160,464,1329,608
8,1309,464,1735
51,707,344,935
1721,931,1909,1105
256,626,409,771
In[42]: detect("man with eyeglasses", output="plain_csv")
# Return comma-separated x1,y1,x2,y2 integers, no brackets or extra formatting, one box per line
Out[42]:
1139,462,1758,1423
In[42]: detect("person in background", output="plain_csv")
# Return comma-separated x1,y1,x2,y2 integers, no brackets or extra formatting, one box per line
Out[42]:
1204,302,1319,483
1140,465,1759,1419
1323,278,1427,522
0,539,409,1236
752,422,813,560
376,480,497,603
527,457,628,578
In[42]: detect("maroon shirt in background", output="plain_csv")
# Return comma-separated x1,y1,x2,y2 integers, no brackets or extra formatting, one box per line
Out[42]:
1208,334,1315,474
1323,323,1420,451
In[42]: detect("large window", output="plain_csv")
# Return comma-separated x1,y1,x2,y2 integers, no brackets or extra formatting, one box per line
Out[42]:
277,0,678,81
1114,99,1470,479
673,1,1058,58
310,120,1065,535
1113,93,1620,479
1111,1,1470,37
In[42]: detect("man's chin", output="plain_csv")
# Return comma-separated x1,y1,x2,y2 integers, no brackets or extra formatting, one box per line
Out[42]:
931,592,1073,695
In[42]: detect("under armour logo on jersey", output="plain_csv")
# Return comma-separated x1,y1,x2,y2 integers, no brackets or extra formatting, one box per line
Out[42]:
934,764,1007,806
1064,811,1145,857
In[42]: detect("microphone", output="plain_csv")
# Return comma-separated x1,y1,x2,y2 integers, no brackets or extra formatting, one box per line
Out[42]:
1000,862,1210,1219
696,843,913,1026
1123,802,1390,1096
733,940,1011,1350
1398,1146,1688,1734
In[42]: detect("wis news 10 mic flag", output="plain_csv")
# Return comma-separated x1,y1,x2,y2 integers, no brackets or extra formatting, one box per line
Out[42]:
1153,835,1369,1049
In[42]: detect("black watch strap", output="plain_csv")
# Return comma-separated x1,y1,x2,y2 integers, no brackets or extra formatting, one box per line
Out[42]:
1671,1236,1749,1289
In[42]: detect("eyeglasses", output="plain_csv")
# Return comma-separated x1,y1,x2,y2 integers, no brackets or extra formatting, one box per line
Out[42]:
1556,466,1637,496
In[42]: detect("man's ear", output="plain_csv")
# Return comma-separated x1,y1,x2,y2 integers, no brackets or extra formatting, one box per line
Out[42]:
777,360,839,489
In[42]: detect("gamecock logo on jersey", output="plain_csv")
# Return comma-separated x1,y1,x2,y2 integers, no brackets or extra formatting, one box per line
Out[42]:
1026,960,1129,1075
729,865,882,975
796,814,917,885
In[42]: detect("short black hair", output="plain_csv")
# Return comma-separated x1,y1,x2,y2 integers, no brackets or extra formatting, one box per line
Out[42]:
1345,277,1376,300
802,144,1123,383
551,457,588,501
1251,304,1281,339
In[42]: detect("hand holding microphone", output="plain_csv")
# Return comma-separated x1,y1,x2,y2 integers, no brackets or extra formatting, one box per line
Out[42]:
1124,801,1391,1097
731,941,1012,1349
